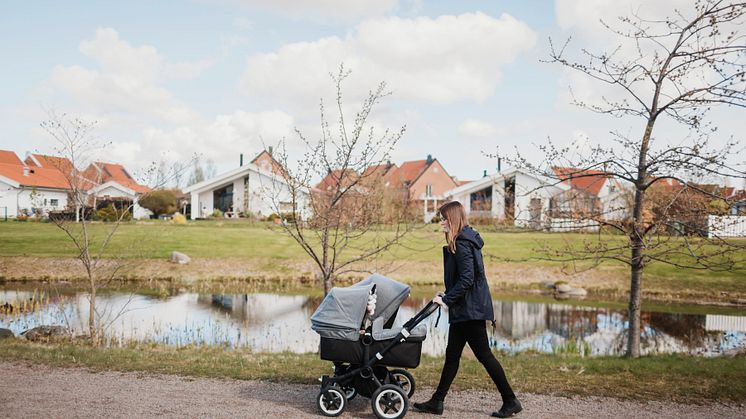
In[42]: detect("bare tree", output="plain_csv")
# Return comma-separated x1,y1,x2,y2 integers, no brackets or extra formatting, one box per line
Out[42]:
510,1,746,357
40,111,184,344
269,65,416,295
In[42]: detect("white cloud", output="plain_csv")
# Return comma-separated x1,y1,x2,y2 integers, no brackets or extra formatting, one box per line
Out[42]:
240,12,537,106
51,28,211,124
459,118,497,138
226,0,399,23
140,110,295,167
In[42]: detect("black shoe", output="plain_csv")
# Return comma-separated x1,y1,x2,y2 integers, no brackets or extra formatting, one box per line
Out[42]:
413,398,444,415
491,399,522,418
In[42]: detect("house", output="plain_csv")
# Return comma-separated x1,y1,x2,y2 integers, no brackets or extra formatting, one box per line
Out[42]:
444,167,568,228
78,161,152,219
551,167,631,222
0,151,70,218
0,150,154,220
389,155,458,221
315,169,360,193
184,151,308,220
251,148,288,178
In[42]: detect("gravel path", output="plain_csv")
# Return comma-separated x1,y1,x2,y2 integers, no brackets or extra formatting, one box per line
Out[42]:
1,362,744,418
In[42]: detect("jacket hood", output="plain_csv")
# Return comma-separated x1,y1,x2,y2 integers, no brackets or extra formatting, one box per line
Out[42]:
457,225,484,249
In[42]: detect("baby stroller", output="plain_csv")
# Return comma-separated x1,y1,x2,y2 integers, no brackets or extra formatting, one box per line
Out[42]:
310,273,440,419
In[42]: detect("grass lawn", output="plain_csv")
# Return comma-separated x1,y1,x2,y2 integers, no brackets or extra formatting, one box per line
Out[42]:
1,221,745,299
0,339,744,403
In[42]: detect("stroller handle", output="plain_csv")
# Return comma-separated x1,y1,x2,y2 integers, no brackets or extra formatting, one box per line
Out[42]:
403,300,441,330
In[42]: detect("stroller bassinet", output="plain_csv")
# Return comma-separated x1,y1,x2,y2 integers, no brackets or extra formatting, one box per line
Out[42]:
310,273,439,418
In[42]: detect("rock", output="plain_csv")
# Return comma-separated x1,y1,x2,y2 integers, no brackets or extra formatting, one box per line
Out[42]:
169,251,191,265
0,328,14,339
541,281,556,290
567,287,588,297
556,284,572,293
21,325,67,341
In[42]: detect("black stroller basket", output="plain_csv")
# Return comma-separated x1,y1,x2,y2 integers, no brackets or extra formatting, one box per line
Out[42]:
320,301,439,368
310,273,441,419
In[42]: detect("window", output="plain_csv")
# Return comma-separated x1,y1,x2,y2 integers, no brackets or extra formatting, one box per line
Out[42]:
50,199,59,207
425,184,433,197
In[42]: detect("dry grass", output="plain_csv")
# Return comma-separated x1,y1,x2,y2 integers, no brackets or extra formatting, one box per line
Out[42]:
1,339,744,403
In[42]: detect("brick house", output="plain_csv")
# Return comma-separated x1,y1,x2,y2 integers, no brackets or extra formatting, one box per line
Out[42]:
389,155,458,221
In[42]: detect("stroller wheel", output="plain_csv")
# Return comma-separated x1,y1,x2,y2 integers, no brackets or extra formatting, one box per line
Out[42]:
317,386,346,417
390,369,416,399
342,385,357,400
371,384,408,419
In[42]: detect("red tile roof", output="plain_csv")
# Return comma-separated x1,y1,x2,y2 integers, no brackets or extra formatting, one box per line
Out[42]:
25,154,75,175
82,162,151,193
394,160,429,184
315,169,359,191
553,167,609,196
0,150,23,165
0,163,70,189
361,163,396,179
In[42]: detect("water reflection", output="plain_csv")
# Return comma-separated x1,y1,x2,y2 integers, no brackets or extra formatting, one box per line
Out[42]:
1,289,744,357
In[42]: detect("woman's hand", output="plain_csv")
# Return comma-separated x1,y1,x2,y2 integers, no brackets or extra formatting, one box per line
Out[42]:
433,295,446,307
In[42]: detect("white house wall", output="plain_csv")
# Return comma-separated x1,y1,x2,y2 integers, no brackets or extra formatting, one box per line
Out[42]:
189,167,310,220
196,189,215,218
0,185,68,218
448,173,558,228
0,179,18,218
512,173,555,228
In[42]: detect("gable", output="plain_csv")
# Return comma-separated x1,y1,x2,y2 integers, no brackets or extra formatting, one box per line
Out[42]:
411,160,457,189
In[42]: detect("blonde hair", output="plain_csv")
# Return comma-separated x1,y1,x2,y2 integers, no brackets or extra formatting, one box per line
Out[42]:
439,201,468,254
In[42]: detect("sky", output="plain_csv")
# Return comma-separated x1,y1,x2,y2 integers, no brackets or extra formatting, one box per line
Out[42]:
1,0,744,187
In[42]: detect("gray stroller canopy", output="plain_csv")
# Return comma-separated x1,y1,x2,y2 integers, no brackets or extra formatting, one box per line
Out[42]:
311,273,411,341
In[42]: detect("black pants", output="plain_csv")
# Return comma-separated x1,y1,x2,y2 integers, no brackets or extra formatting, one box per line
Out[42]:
432,320,515,402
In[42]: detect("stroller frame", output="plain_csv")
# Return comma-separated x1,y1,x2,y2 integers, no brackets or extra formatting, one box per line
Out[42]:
317,301,440,418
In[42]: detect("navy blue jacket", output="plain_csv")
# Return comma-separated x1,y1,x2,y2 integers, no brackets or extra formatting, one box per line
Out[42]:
441,226,494,324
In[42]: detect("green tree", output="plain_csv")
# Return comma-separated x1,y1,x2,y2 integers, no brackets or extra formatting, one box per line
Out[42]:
138,189,177,217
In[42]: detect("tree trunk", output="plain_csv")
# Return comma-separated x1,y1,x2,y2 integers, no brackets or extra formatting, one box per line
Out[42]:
89,285,97,346
627,240,644,357
627,117,654,358
323,273,332,296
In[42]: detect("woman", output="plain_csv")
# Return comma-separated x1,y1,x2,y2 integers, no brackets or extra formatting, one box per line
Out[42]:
413,201,522,418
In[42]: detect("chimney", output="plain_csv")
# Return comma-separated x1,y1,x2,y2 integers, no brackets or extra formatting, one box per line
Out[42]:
497,157,502,173
268,146,273,156
426,154,433,164
240,153,244,167
23,166,30,176
483,170,487,178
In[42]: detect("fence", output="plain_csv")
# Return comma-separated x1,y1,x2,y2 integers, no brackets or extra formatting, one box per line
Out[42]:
546,217,600,233
708,215,746,238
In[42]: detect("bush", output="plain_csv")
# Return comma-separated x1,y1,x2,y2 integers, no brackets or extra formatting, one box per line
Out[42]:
280,212,297,224
430,215,442,223
265,213,280,222
171,213,187,225
92,205,132,222
211,209,223,218
138,190,178,217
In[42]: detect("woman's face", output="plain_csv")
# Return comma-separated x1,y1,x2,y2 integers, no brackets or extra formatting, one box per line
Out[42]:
440,217,449,233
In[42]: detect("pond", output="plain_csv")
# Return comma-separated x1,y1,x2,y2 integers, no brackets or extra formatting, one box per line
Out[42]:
1,288,745,357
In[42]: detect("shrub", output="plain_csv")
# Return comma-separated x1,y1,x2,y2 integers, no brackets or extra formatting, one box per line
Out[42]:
280,212,297,224
93,205,132,222
171,213,187,225
211,209,223,218
138,190,178,217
